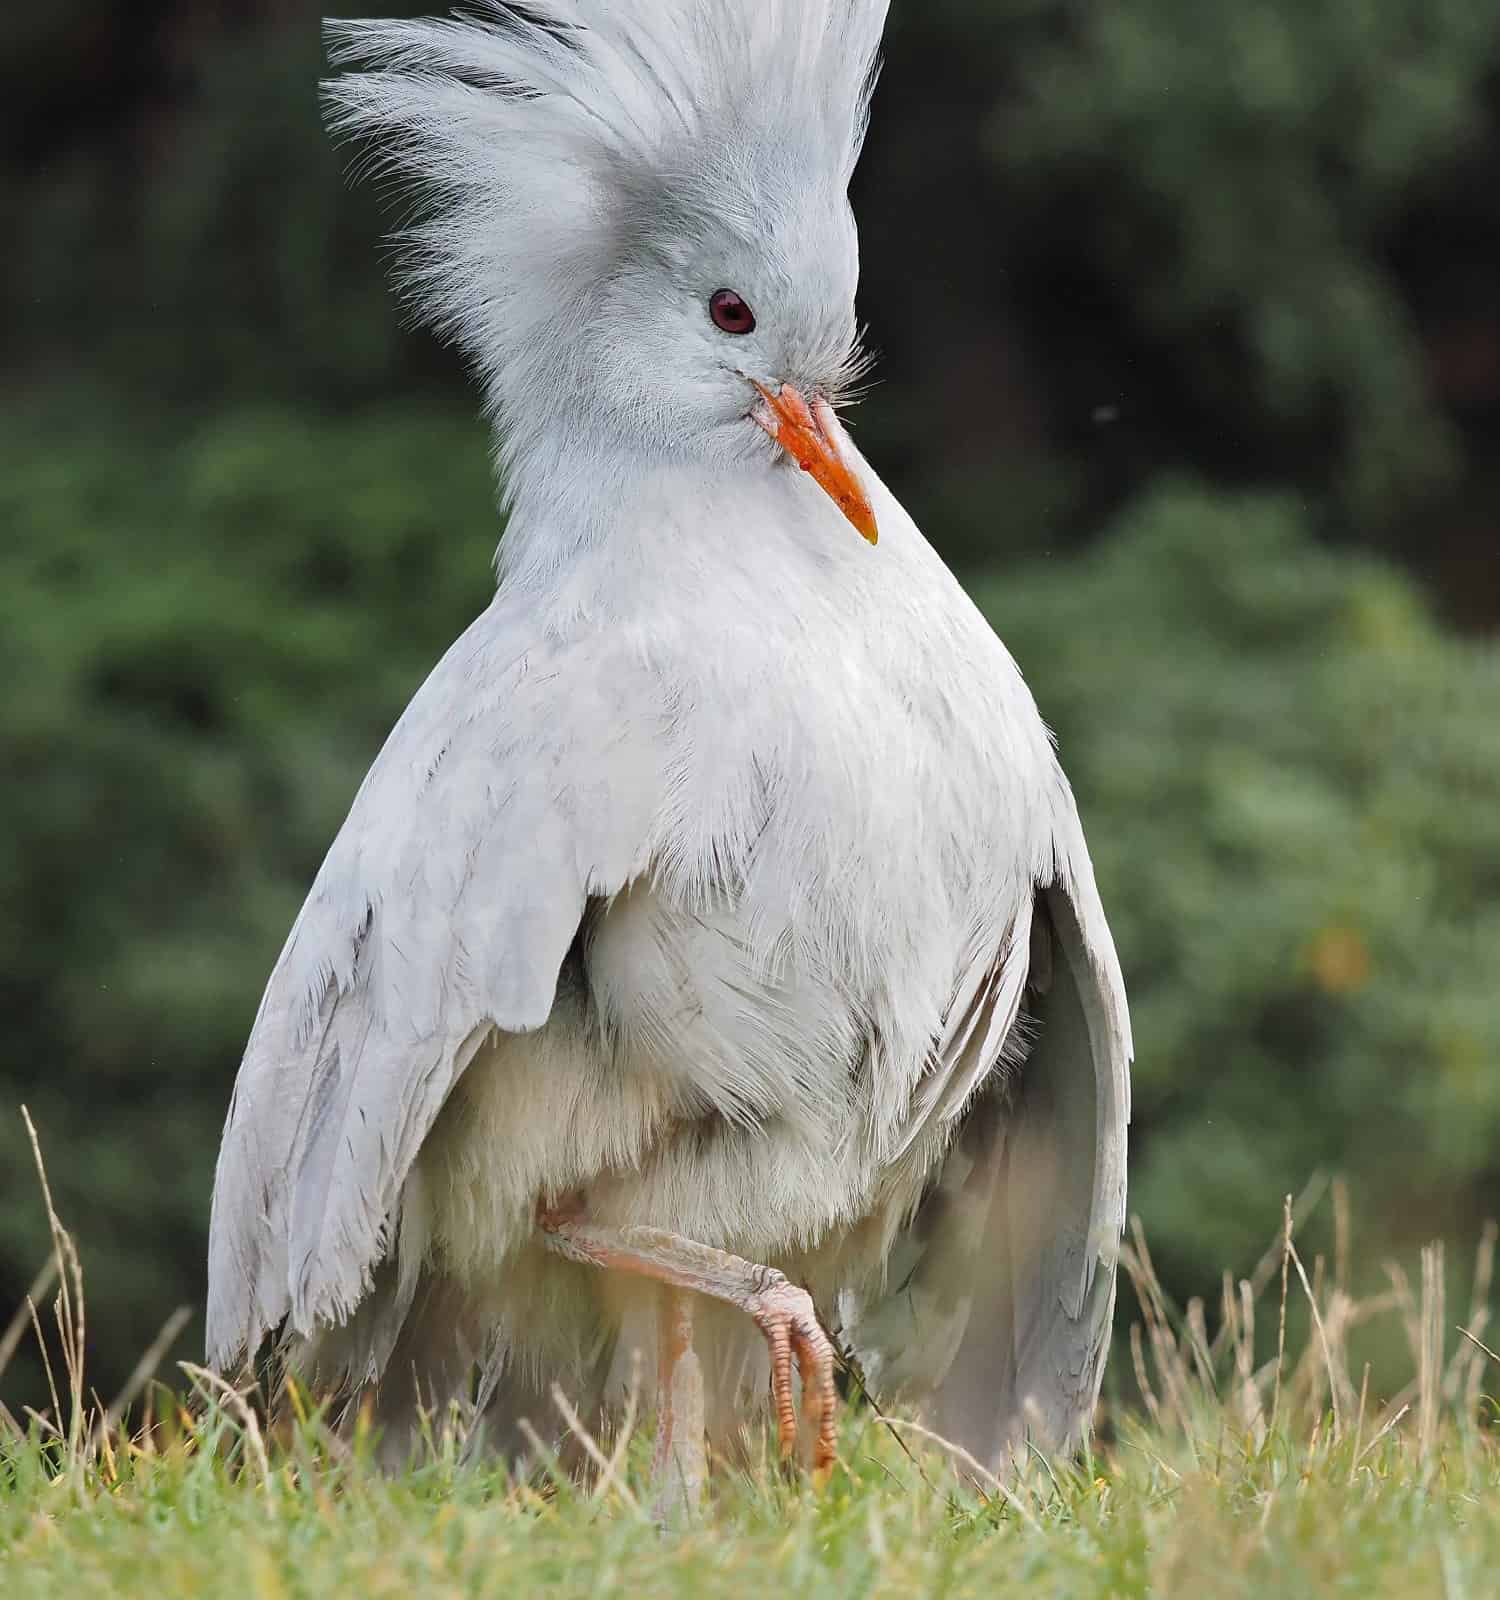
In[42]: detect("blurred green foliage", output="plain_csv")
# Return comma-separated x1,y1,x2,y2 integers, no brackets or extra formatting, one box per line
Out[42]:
7,3,1499,585
984,487,1500,1282
2,2,1497,1404
980,0,1500,523
868,0,1500,583
0,403,496,1389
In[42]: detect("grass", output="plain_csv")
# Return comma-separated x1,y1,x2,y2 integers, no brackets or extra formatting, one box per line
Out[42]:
1,1117,1497,1597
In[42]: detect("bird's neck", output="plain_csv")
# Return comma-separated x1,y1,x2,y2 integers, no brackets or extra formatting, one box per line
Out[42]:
495,435,821,600
494,435,657,590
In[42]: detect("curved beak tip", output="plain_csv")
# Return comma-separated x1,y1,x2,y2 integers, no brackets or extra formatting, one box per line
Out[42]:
752,382,878,546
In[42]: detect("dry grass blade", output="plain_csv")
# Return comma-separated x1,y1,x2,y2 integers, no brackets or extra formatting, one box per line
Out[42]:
1209,1171,1329,1365
1234,1278,1266,1444
1348,1363,1370,1487
549,1383,640,1512
1129,1322,1163,1430
1286,1233,1345,1439
876,1416,1042,1533
21,1106,87,1471
23,1404,63,1439
0,1400,24,1441
1258,1172,1331,1295
180,1363,275,1504
1121,1223,1200,1457
1455,1221,1496,1417
26,1295,63,1441
1418,1243,1444,1469
1355,1402,1410,1468
515,1415,574,1501
1271,1194,1292,1435
596,1348,642,1504
0,1254,59,1383
1456,1325,1499,1367
832,1336,945,1499
1183,1298,1215,1394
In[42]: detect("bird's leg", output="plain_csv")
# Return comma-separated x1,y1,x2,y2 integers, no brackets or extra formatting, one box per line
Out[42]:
651,1285,705,1518
538,1215,837,1474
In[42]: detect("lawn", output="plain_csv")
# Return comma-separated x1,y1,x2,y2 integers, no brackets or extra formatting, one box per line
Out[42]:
2,1379,1497,1597
3,1137,1497,1598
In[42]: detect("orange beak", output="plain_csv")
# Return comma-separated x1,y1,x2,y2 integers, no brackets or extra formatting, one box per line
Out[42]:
751,382,878,545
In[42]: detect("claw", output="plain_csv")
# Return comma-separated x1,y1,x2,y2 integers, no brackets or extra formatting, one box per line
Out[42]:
536,1217,839,1480
748,1272,838,1474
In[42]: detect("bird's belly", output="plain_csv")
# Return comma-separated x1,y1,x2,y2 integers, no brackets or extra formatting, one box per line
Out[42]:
407,878,924,1324
401,820,987,1414
408,1010,907,1425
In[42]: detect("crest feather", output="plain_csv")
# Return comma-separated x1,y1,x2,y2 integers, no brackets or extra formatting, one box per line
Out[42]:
324,2,888,388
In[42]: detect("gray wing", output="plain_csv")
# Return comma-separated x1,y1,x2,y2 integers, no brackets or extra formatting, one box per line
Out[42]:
206,598,661,1368
850,785,1131,1466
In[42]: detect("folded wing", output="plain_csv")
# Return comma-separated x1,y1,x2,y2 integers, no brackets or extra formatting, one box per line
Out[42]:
850,784,1132,1464
206,599,661,1368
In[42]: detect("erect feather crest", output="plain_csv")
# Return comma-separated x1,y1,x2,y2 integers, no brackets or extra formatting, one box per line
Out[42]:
324,2,888,414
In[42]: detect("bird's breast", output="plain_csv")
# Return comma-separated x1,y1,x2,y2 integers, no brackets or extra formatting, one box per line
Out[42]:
584,878,867,1133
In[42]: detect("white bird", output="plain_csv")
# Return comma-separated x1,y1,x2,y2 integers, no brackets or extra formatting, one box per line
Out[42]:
207,0,1130,1495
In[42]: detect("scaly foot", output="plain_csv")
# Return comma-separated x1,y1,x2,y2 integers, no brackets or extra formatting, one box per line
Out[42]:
539,1213,838,1473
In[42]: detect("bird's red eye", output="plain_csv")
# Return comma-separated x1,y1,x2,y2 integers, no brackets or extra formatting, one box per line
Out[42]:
709,289,756,335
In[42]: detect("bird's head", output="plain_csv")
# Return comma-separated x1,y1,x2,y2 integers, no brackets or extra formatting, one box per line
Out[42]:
326,1,887,545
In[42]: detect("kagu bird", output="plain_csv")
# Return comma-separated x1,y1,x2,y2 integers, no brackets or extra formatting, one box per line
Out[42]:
207,0,1131,1495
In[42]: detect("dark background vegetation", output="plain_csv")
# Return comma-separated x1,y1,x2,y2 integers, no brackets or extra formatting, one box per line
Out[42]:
3,1,1498,1413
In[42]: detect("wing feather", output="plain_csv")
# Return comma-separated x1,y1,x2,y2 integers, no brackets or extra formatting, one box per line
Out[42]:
890,897,1033,1161
206,600,661,1366
851,781,1131,1465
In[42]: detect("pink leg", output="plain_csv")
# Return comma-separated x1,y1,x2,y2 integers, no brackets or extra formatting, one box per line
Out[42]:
652,1285,705,1514
540,1216,838,1473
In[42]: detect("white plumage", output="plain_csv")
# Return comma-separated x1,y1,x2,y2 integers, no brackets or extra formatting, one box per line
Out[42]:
207,0,1131,1482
